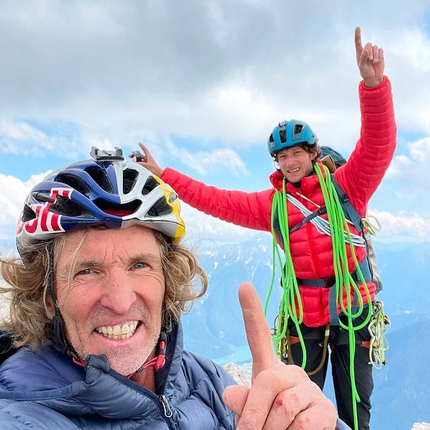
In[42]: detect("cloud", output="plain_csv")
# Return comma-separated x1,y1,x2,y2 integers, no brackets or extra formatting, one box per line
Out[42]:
2,170,430,245
388,137,430,192
183,206,430,245
0,120,87,161
165,141,248,177
0,121,47,143
368,209,430,243
0,121,50,157
395,27,430,74
0,172,49,240
0,0,429,245
180,204,258,246
0,1,429,155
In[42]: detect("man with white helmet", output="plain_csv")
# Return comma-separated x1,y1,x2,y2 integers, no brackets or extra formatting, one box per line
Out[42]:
0,147,349,429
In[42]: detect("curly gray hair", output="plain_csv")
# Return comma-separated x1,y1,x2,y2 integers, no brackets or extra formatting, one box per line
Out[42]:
0,229,207,349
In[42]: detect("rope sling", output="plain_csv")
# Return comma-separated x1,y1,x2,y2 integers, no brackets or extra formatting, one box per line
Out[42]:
265,162,374,430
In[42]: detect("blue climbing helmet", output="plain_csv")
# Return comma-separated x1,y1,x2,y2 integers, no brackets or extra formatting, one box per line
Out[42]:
267,119,318,157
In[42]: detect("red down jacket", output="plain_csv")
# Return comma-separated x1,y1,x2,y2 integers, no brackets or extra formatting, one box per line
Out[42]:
161,76,396,327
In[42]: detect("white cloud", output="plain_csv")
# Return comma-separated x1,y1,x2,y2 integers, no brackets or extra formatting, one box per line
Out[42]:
408,137,430,163
388,137,430,192
0,0,429,245
0,120,87,160
0,172,49,240
0,120,47,142
394,27,430,74
165,141,248,177
0,1,428,154
1,169,430,245
0,121,50,157
369,210,430,243
183,206,430,246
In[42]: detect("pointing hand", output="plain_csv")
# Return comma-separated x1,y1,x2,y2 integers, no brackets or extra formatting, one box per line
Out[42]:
355,26,384,88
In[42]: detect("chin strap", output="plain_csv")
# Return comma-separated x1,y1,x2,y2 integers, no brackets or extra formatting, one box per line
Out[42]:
133,331,167,374
72,331,168,376
46,243,79,360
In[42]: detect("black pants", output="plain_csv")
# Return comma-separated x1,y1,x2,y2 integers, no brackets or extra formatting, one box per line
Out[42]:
286,311,373,430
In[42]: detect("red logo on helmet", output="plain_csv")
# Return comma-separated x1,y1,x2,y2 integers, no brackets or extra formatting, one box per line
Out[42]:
17,188,72,237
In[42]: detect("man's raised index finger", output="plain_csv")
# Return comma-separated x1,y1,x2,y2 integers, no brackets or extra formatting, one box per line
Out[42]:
355,26,363,52
238,282,277,376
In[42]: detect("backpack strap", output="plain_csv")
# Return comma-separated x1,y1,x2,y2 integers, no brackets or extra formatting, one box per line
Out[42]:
330,175,363,233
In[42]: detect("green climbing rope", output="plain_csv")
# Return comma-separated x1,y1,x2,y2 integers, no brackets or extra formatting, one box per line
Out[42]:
266,163,374,430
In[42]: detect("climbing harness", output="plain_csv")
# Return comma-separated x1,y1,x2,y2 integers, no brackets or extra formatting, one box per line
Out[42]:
285,324,330,376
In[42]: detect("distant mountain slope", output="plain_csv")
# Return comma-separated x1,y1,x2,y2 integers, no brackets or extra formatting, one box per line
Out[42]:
182,234,282,359
183,234,430,355
371,320,430,430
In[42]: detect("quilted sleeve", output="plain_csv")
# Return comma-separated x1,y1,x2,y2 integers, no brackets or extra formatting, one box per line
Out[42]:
334,76,397,216
161,168,274,232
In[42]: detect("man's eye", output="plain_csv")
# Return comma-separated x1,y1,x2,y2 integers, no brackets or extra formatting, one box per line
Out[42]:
76,268,91,276
133,262,148,270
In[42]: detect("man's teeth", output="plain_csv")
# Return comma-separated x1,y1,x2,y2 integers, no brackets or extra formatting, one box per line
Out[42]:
95,322,138,340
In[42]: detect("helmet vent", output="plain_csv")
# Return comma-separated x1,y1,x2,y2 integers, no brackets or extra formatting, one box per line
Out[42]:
279,130,286,143
94,199,141,215
85,167,113,194
22,205,37,222
147,197,172,217
123,168,139,194
56,174,91,196
50,195,94,218
141,176,159,196
294,124,304,135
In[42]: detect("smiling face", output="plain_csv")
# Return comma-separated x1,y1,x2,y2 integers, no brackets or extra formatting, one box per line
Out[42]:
275,145,318,183
54,225,165,377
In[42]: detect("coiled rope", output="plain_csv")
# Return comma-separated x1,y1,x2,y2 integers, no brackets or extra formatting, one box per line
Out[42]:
266,162,373,430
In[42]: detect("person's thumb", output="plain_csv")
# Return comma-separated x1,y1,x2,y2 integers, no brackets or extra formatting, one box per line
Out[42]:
222,385,249,415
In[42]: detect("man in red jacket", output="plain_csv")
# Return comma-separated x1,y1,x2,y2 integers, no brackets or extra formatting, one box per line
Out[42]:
133,27,396,430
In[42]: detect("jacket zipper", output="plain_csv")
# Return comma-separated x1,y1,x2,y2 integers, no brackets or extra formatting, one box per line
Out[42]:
159,394,173,418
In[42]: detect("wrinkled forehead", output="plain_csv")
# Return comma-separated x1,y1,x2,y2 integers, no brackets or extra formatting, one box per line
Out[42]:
54,225,163,265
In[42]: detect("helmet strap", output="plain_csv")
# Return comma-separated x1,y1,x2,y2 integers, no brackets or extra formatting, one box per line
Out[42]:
46,243,79,360
126,331,167,379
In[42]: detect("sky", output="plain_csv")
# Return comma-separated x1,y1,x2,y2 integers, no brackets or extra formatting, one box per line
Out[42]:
1,0,430,245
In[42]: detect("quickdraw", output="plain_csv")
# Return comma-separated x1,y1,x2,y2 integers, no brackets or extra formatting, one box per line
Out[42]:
368,300,390,369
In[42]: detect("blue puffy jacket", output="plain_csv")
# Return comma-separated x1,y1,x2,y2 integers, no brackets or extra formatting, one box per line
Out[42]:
0,323,236,429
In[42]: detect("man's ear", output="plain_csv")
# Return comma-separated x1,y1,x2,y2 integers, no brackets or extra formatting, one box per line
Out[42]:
310,150,318,161
45,296,56,319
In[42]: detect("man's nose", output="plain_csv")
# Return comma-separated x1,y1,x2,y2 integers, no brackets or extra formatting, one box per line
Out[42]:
100,271,137,314
284,155,295,166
